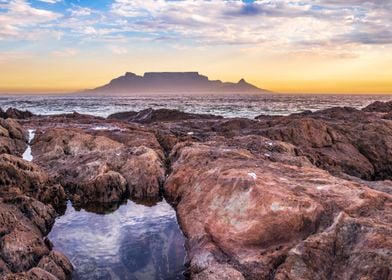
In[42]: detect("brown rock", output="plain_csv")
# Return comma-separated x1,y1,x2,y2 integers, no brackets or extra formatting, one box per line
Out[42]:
0,200,54,273
363,100,392,112
37,251,73,280
1,228,49,272
164,137,392,279
5,108,34,120
0,118,27,156
274,212,392,280
0,154,66,210
31,127,165,207
109,108,222,124
4,267,58,280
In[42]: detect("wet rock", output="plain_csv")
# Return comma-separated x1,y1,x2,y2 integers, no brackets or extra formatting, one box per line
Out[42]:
164,137,392,279
5,108,34,120
0,108,7,119
109,108,222,124
107,110,138,122
363,100,392,112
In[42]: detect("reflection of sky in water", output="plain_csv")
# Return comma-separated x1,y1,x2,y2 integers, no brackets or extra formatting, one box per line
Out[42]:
1,94,391,119
48,200,186,280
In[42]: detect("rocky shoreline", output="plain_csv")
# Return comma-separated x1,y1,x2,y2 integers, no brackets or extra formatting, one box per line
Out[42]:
0,102,391,279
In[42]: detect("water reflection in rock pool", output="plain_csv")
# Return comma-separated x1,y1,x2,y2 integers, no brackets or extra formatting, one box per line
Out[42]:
48,200,186,280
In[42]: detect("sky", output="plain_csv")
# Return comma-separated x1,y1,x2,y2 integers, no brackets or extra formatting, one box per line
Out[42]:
0,0,391,94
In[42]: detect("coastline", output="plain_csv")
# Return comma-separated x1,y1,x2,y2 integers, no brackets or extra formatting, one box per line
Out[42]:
0,102,391,279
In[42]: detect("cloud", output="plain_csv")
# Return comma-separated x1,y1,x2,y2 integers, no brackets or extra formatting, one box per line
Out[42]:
108,0,392,48
69,6,92,17
109,45,128,54
0,0,391,55
52,48,78,57
38,0,61,3
0,0,61,39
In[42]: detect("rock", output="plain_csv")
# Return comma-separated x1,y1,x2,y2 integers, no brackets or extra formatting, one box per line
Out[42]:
0,108,7,119
31,126,165,207
363,100,392,112
0,154,66,210
1,227,50,272
37,251,73,280
0,199,66,276
0,152,71,278
252,108,392,181
0,118,27,156
0,195,71,278
109,108,222,124
107,110,138,122
4,267,58,280
5,108,34,120
164,137,392,279
274,212,392,280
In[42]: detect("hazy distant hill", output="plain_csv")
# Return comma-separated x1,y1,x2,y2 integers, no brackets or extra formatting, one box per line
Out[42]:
87,72,270,94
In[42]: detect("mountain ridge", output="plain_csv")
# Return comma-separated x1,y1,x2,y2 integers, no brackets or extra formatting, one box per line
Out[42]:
86,72,271,94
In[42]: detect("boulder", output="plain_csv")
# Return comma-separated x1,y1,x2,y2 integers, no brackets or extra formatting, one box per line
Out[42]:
31,127,165,208
5,108,34,120
164,137,392,279
363,100,392,112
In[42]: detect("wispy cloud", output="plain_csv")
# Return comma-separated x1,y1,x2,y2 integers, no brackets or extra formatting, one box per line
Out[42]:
52,48,78,57
0,0,61,39
38,0,62,3
109,45,128,54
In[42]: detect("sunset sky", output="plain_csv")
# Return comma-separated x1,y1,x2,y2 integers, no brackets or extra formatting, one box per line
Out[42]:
0,0,391,94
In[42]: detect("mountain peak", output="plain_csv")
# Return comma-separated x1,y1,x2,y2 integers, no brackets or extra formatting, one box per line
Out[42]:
238,78,247,84
125,72,137,77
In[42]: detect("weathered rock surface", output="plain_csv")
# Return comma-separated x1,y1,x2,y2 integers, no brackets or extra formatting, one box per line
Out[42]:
255,107,392,181
0,107,34,120
0,118,27,156
109,108,223,124
0,194,71,279
164,137,392,279
2,102,392,280
363,100,392,112
5,108,34,120
25,114,165,209
0,118,71,279
0,154,66,210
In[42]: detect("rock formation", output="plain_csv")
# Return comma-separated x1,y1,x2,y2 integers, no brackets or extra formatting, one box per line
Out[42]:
109,108,223,124
26,114,165,209
0,115,72,279
0,117,27,156
1,101,392,279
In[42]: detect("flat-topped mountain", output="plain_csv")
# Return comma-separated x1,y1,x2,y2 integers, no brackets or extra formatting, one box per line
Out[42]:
87,72,270,94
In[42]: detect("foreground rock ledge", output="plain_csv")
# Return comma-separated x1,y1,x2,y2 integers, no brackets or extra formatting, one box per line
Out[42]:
1,102,392,279
165,138,391,279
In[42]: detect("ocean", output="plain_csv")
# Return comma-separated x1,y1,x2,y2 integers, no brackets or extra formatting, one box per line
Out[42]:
1,94,391,118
